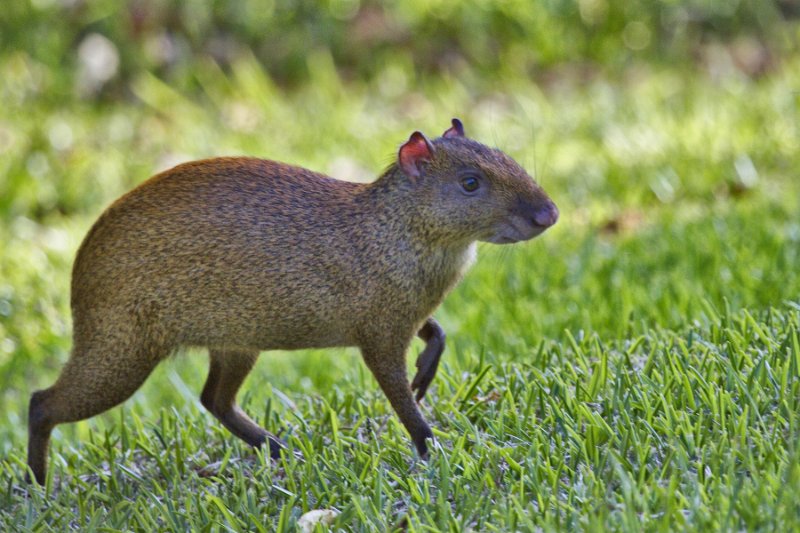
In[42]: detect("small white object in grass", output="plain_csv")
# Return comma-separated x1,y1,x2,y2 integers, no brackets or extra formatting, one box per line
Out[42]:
298,509,339,532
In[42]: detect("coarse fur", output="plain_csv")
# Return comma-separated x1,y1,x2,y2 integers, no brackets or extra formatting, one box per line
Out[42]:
27,119,558,484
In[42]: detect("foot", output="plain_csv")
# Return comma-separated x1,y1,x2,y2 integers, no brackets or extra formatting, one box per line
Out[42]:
411,336,444,401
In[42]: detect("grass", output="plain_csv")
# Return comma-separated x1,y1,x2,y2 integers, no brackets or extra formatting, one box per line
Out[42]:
4,304,800,530
1,47,800,530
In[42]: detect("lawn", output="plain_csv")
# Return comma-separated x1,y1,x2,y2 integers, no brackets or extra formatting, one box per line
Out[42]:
2,4,800,531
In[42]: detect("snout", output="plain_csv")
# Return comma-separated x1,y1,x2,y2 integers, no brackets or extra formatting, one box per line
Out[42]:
483,199,559,244
531,200,559,229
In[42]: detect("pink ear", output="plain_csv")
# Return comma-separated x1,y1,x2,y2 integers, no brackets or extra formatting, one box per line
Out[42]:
443,118,465,138
399,131,435,179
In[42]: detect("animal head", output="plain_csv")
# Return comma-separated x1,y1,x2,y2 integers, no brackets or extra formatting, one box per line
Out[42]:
397,118,558,245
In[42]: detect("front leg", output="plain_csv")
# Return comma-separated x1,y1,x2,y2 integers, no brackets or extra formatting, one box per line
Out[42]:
411,317,446,402
361,339,434,458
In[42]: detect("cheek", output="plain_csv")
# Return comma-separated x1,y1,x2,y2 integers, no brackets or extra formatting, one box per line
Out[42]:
474,189,505,214
439,185,495,225
461,199,500,231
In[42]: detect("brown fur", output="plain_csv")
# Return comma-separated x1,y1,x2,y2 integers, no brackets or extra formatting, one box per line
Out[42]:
27,120,557,483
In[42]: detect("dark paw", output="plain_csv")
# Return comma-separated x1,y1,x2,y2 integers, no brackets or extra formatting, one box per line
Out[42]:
411,338,444,402
412,319,445,402
413,426,434,459
267,434,287,459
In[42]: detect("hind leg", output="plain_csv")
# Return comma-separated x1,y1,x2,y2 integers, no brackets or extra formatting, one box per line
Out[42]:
27,341,164,484
200,349,284,458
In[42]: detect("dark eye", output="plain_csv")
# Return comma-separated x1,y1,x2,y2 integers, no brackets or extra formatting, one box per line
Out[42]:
460,175,480,193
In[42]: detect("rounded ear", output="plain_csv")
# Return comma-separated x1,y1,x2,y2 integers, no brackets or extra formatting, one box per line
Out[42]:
443,118,465,138
399,131,435,180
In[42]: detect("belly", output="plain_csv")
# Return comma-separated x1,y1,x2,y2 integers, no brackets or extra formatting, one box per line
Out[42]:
172,288,356,351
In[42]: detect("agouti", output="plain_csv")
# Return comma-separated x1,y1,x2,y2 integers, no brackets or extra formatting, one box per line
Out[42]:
27,119,558,484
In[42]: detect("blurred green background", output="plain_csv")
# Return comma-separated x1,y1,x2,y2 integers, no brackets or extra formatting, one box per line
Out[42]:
1,0,797,218
2,0,799,446
2,1,800,529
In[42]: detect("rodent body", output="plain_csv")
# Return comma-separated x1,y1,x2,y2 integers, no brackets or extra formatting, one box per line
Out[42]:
27,119,558,483
76,158,472,350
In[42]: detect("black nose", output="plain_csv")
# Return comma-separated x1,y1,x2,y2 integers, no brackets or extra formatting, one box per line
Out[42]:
532,201,559,228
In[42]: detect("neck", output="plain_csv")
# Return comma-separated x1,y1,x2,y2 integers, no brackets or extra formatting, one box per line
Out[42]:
362,165,414,203
358,167,477,315
361,166,474,248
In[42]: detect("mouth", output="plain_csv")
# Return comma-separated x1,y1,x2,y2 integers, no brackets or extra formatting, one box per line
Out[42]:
482,222,548,244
